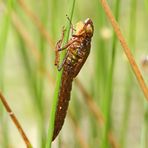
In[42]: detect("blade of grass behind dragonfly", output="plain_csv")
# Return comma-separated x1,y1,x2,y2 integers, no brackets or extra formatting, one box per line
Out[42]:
46,0,76,147
49,0,64,147
0,0,13,147
120,0,137,147
101,0,121,147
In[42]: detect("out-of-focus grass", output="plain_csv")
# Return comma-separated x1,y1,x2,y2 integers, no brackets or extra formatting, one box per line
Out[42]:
0,0,148,148
120,0,137,147
0,0,13,147
101,1,121,148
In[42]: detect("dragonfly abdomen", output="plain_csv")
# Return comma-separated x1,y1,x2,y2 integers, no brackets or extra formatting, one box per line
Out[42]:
52,67,73,141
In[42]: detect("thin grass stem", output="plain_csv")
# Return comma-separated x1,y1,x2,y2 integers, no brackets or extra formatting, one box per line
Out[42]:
100,0,148,102
45,1,76,147
0,91,32,148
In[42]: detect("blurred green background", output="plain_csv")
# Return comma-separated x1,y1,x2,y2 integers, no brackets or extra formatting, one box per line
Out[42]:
0,0,148,148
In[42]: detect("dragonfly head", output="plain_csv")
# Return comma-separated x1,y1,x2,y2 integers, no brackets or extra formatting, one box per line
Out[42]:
75,18,94,38
84,18,94,37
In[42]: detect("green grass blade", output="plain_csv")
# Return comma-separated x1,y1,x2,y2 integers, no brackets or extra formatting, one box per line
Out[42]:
101,0,121,147
120,0,137,147
45,0,76,147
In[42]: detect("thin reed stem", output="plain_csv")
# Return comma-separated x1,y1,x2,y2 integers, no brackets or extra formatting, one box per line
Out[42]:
0,91,32,148
100,0,148,102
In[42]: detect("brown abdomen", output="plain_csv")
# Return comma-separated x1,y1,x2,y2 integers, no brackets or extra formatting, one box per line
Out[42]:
52,65,73,141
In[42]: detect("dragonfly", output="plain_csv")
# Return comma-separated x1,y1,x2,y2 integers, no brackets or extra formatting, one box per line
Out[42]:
53,18,94,141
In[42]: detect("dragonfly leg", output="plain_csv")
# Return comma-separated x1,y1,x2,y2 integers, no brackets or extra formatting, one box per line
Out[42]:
57,52,69,71
55,27,66,66
58,38,79,51
66,15,76,36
